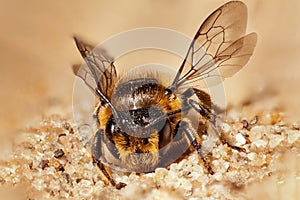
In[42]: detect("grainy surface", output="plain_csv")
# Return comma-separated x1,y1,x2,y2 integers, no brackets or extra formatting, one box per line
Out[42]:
1,1,300,199
0,100,299,200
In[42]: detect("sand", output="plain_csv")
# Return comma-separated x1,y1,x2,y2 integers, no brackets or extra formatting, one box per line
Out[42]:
0,99,299,200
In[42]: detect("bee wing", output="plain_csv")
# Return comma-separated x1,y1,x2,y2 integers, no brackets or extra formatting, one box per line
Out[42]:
170,1,257,90
73,36,117,99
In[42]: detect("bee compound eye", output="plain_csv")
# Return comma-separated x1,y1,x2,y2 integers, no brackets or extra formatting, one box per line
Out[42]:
158,120,172,149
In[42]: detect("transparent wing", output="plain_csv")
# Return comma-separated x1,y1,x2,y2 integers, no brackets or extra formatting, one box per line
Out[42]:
73,36,118,99
170,1,257,90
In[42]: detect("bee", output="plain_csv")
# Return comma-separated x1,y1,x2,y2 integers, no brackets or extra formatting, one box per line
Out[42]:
73,1,257,189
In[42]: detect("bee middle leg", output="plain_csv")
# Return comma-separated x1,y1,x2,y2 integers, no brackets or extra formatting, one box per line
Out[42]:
92,130,127,190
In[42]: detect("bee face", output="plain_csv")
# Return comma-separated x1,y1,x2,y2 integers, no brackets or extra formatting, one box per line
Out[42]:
73,1,257,188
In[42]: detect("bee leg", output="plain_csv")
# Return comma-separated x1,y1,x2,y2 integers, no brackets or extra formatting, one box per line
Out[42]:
92,130,127,190
182,88,214,122
178,121,214,174
188,99,214,123
188,99,245,152
210,122,246,152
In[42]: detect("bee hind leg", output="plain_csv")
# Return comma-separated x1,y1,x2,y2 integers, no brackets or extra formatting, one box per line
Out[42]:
178,121,214,174
92,130,127,190
188,98,245,152
213,123,246,152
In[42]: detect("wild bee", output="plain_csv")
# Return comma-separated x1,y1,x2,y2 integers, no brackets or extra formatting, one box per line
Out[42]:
73,1,257,189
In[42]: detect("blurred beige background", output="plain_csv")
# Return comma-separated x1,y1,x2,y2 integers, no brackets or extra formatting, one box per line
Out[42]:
0,0,300,136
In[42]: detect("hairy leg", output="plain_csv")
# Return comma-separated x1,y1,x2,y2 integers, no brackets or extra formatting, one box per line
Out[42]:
177,120,214,174
92,129,127,189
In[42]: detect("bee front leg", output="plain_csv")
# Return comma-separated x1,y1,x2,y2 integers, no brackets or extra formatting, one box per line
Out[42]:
92,130,127,190
177,121,214,174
